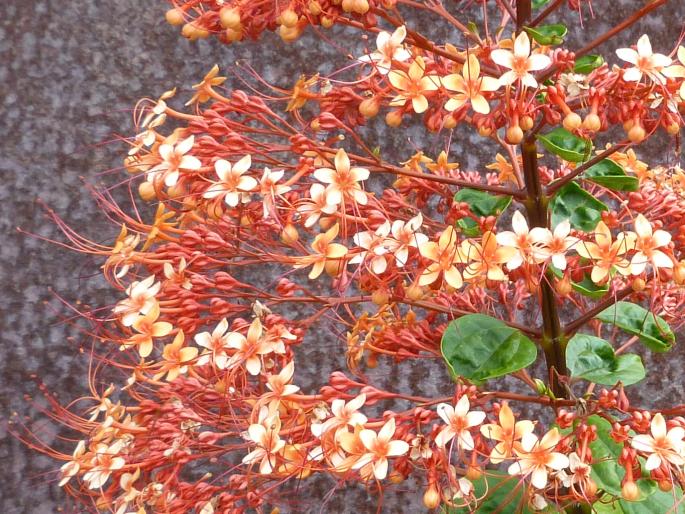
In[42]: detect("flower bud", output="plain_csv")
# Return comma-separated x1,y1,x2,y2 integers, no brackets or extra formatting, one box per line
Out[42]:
220,7,242,29
325,258,345,277
520,115,534,131
673,262,685,284
583,113,601,132
320,16,335,29
359,97,380,118
385,110,403,128
506,125,524,145
405,284,424,301
563,112,582,131
280,224,299,245
628,124,645,143
138,181,156,201
555,275,573,296
280,9,299,28
371,289,390,305
165,8,185,26
423,486,441,509
622,481,640,501
631,277,646,292
279,25,302,43
308,1,323,15
465,465,482,481
666,122,680,135
659,480,673,492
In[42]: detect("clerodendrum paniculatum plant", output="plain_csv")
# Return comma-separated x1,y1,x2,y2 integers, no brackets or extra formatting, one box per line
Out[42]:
28,0,685,512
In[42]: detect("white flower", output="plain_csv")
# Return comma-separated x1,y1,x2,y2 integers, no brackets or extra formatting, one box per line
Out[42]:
495,211,550,270
311,393,368,438
358,25,411,74
195,318,231,369
387,213,429,267
203,155,257,207
616,34,672,84
349,221,392,274
435,396,486,450
148,135,202,187
533,219,579,270
631,413,685,470
353,418,409,480
491,32,551,88
508,428,569,489
630,214,673,275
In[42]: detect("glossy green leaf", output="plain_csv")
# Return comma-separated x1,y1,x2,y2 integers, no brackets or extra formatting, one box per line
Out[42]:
574,54,605,74
524,24,567,46
454,188,512,217
584,159,639,191
456,217,481,237
441,314,537,384
620,486,685,513
538,127,593,162
566,334,645,386
446,471,534,513
549,181,608,231
597,302,674,352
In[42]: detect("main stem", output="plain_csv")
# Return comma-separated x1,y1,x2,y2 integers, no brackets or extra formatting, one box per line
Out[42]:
516,0,567,399
521,138,568,398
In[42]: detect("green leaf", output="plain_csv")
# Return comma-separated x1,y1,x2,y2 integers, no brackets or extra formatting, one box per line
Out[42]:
597,302,674,353
441,314,537,384
532,0,551,9
587,414,626,496
524,24,567,46
538,127,593,162
584,159,639,191
454,188,512,217
620,486,685,514
550,265,609,299
574,54,605,74
549,181,608,231
456,217,481,237
446,471,534,513
566,334,645,386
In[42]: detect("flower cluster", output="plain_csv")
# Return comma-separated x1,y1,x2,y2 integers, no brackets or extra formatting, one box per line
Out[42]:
23,0,685,513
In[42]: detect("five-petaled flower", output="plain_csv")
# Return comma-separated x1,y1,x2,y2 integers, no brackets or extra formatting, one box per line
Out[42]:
418,226,464,289
442,53,500,114
204,155,257,207
313,149,369,206
480,402,535,463
630,214,673,275
353,418,409,480
435,396,486,450
388,56,440,113
616,34,672,84
491,32,551,88
242,407,286,474
631,413,685,470
358,25,411,75
508,428,570,489
293,223,348,279
148,135,202,187
576,221,636,283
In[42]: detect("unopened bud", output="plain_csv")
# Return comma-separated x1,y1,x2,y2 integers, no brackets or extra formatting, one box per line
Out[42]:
506,125,524,144
582,113,601,132
280,224,299,245
622,481,640,501
563,112,582,131
138,181,156,201
219,7,242,29
165,8,185,26
520,115,534,131
423,486,441,509
385,110,403,128
628,124,646,143
359,97,380,118
371,289,390,305
280,9,299,28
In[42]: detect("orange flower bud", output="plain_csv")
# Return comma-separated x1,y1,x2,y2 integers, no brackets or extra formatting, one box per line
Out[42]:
520,115,534,131
506,125,524,144
622,481,640,501
280,9,299,28
219,7,242,29
385,110,403,128
583,113,602,132
628,124,646,143
423,485,441,509
138,181,156,201
165,8,185,26
563,112,582,131
280,224,299,245
359,97,380,118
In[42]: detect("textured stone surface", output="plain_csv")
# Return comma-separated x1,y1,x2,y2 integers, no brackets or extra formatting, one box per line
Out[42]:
1,1,684,513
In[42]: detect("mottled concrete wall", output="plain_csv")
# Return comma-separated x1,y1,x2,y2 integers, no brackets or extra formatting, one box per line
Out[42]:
1,1,684,512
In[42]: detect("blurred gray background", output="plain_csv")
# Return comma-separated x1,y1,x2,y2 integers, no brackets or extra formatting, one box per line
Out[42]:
1,1,684,512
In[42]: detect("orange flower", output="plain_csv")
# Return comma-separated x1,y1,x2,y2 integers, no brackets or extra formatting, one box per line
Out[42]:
480,402,535,464
388,56,440,113
186,64,227,105
125,302,173,358
575,221,636,283
442,54,500,114
418,226,464,289
158,330,198,381
461,231,517,282
293,223,348,279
